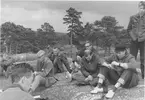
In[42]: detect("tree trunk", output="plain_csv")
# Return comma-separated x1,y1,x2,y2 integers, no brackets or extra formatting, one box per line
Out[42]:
16,42,18,54
70,31,73,58
104,47,107,57
9,43,12,54
109,46,111,55
6,45,8,53
70,22,74,58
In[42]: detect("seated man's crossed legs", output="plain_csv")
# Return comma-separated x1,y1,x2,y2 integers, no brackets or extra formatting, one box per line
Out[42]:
91,67,139,99
72,70,99,86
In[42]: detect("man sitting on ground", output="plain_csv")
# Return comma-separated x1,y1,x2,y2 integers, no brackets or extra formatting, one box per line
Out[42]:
91,44,141,99
72,49,102,86
0,63,35,100
76,41,97,59
30,50,55,93
48,47,72,79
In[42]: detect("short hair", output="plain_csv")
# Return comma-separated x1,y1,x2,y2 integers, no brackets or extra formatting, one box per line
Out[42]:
139,1,145,9
8,63,34,83
37,50,45,58
53,46,60,51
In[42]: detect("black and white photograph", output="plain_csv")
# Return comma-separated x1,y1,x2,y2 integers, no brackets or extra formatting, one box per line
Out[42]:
0,0,145,100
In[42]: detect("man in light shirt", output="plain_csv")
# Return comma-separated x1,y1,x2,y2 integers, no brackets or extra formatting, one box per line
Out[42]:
0,63,35,100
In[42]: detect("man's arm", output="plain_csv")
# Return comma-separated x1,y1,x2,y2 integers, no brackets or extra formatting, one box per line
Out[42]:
127,15,137,41
42,57,53,76
138,17,145,42
102,54,115,64
100,54,117,69
127,16,133,33
80,66,90,77
60,53,71,72
111,56,140,70
120,57,140,69
80,59,90,77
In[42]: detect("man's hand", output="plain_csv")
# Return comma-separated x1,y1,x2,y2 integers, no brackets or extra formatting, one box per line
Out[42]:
34,71,38,75
85,75,93,82
136,68,141,74
102,62,110,67
102,62,114,69
138,32,145,42
119,63,128,69
74,62,81,69
77,56,82,61
65,71,72,79
111,61,120,66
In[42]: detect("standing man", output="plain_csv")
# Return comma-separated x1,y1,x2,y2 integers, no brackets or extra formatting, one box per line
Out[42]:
0,63,35,100
127,1,145,79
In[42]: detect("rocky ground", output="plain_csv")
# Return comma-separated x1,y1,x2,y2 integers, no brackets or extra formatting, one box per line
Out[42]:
0,73,144,100
35,79,144,100
34,73,144,100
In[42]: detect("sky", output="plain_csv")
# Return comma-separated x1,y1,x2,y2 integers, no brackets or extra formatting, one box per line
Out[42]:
1,0,140,33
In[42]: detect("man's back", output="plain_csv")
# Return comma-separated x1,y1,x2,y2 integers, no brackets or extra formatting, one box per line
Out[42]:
0,87,34,100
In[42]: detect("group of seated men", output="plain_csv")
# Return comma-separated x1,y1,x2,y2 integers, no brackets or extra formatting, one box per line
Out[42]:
0,42,142,100
72,42,141,99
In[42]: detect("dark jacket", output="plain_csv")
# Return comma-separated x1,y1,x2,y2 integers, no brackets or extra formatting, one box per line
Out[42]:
80,53,102,77
103,53,139,72
49,52,71,72
127,12,145,42
36,56,53,77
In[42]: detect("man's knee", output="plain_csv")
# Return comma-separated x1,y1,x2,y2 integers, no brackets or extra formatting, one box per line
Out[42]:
72,71,86,81
118,70,133,85
45,77,57,87
121,70,133,77
98,67,109,78
34,75,45,84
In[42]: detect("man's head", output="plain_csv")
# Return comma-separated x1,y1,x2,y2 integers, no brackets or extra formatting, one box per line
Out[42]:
84,49,92,61
53,47,60,55
9,63,34,92
2,53,9,60
115,44,127,59
138,1,145,14
85,42,92,50
37,50,45,58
